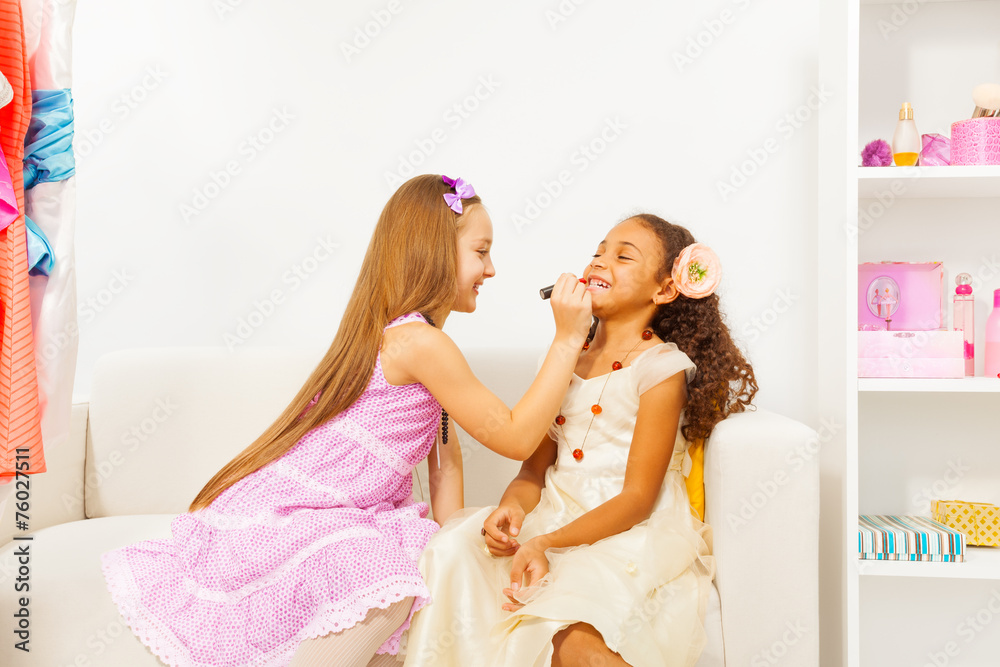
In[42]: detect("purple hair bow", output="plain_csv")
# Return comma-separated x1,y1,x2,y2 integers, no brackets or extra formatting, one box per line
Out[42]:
442,175,476,214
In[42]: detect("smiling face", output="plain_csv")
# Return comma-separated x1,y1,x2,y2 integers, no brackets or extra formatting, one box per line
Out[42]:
583,218,678,319
452,204,495,313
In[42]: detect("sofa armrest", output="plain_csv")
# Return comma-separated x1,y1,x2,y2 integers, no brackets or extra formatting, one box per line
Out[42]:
704,409,820,666
0,400,89,548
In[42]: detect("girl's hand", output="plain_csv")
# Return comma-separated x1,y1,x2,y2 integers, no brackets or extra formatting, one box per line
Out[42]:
502,537,550,611
483,504,525,556
549,273,593,348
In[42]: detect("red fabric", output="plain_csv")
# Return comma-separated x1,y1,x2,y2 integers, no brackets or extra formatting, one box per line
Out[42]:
0,0,44,477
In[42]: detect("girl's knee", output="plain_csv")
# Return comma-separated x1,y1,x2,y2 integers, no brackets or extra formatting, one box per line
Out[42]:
552,623,620,667
551,623,587,663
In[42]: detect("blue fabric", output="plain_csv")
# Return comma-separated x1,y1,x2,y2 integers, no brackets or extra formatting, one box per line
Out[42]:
23,89,75,189
25,215,54,277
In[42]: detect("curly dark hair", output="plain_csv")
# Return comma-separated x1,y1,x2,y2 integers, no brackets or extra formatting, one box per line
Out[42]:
632,213,758,441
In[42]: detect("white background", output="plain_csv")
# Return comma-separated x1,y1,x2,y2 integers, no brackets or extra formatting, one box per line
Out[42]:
72,0,820,427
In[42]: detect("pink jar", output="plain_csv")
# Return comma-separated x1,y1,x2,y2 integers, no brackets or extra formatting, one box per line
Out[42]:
950,118,1000,165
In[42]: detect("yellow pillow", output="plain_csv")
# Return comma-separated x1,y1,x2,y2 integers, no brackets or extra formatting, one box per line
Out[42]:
685,437,706,522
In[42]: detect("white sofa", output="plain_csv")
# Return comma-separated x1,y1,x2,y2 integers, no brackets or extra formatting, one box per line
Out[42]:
0,347,820,666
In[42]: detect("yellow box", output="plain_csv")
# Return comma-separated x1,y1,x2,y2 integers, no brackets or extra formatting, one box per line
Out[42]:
932,500,1000,547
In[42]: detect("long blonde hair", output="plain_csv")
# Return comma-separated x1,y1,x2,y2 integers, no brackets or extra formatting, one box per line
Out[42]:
189,175,482,511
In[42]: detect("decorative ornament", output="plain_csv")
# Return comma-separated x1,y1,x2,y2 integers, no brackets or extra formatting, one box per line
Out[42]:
671,243,721,299
861,139,893,167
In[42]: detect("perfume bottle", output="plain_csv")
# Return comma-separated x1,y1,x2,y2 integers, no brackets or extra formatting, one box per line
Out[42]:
892,102,920,167
953,273,975,376
986,289,1000,380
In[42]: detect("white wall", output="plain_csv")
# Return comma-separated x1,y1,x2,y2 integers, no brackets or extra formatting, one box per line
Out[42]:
72,0,820,426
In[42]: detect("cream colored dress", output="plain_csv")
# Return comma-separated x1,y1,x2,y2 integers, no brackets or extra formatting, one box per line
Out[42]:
399,343,715,667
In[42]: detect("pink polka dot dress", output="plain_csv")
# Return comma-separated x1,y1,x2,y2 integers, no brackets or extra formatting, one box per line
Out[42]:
100,312,442,666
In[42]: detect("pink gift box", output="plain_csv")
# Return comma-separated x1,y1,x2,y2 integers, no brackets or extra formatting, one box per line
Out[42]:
858,330,964,378
858,262,943,331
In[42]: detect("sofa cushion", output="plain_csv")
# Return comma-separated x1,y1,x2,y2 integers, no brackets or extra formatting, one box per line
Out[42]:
86,347,320,518
0,402,89,546
0,515,176,666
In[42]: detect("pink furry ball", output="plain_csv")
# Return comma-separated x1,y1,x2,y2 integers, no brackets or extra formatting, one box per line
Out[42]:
861,139,894,167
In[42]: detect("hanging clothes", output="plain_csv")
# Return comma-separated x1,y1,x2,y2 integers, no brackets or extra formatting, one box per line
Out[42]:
23,88,75,189
21,88,74,279
17,0,80,500
0,0,45,478
0,69,11,107
0,143,15,233
24,216,52,276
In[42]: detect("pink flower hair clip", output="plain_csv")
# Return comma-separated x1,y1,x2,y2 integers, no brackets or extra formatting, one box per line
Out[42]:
442,175,476,214
671,243,721,298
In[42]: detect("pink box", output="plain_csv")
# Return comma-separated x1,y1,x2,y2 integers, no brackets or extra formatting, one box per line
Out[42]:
858,330,964,378
858,262,943,331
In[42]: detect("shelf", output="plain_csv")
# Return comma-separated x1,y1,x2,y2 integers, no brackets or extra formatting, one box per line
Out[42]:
861,0,1000,4
858,546,1000,580
858,377,1000,392
857,166,1000,199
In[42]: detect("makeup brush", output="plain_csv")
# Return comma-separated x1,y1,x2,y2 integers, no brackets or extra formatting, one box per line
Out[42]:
971,83,1000,118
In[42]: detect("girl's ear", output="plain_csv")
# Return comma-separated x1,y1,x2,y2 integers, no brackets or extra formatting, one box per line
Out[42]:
653,277,680,305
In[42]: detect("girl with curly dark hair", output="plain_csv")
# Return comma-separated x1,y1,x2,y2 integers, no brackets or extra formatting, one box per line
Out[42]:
634,213,759,442
401,214,757,667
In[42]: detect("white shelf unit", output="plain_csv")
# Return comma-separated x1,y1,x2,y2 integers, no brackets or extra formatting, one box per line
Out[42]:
858,377,1000,393
858,165,1000,198
843,1,1000,665
859,546,1000,580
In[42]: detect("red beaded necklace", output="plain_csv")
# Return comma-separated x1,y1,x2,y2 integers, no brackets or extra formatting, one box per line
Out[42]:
556,329,653,461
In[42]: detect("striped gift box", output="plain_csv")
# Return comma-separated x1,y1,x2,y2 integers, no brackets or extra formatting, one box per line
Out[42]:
858,515,965,562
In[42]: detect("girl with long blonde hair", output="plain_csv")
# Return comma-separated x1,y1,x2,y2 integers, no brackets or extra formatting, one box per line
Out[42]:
100,174,593,667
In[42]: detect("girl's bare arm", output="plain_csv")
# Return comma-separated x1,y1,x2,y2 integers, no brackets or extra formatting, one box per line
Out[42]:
530,372,687,550
426,427,464,526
